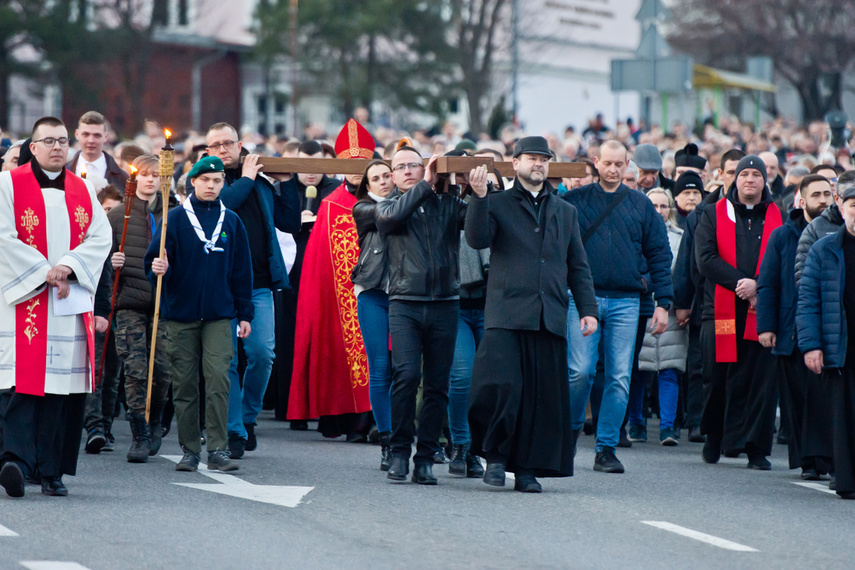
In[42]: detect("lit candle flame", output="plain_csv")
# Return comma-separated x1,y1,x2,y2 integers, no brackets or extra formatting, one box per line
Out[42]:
129,165,138,181
164,128,171,139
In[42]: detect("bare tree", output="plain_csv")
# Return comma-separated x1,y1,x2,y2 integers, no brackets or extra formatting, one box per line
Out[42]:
449,0,509,136
666,0,855,120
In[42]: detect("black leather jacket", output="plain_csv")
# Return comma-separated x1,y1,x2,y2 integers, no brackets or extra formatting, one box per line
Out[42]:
352,199,388,292
375,180,467,301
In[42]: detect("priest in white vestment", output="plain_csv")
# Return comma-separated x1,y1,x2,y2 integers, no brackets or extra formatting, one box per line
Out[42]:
0,117,111,498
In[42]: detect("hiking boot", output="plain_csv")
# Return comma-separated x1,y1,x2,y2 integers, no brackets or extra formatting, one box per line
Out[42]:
594,447,625,473
379,433,392,471
660,427,679,446
449,444,467,477
175,450,200,472
627,424,647,443
85,428,107,454
127,415,151,463
208,450,239,472
244,423,257,451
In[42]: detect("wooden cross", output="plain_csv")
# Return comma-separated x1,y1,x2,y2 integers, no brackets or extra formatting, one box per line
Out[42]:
244,156,586,178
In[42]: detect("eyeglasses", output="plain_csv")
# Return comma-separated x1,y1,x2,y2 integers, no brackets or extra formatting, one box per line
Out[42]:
392,162,424,172
206,140,238,151
33,137,70,147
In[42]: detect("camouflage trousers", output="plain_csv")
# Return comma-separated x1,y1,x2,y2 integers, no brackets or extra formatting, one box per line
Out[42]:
115,310,171,417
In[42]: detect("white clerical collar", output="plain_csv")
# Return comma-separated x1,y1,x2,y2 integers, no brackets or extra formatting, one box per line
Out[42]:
44,169,62,180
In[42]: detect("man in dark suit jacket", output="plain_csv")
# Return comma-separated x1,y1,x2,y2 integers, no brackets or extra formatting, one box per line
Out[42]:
465,136,598,493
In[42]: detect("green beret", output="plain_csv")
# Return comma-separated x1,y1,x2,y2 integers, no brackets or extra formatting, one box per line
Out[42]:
188,156,225,180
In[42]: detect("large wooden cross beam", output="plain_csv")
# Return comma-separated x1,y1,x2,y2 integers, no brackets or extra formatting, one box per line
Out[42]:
245,156,586,179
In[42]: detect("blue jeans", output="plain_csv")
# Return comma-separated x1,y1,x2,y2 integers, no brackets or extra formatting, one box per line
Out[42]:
567,294,640,452
357,290,392,434
628,368,679,430
448,308,484,446
228,288,276,439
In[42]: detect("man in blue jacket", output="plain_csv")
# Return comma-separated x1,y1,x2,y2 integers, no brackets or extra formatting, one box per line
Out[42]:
202,123,301,458
797,185,855,500
757,174,834,480
564,140,672,474
146,156,254,473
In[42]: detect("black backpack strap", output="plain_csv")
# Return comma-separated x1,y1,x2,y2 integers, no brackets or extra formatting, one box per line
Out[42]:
582,190,629,245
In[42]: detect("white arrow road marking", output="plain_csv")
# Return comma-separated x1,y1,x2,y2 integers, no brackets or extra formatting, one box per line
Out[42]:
641,521,759,552
793,481,837,495
161,455,313,508
0,523,19,537
20,562,92,570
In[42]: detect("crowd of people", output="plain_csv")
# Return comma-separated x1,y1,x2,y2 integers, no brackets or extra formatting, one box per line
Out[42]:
0,107,853,499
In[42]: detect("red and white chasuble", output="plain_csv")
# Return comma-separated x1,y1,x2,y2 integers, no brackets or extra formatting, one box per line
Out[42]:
0,164,112,395
713,198,782,363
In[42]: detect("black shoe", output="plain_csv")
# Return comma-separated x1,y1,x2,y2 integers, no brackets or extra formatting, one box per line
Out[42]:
244,423,257,451
175,450,200,472
290,420,308,431
483,462,506,487
387,456,409,482
368,426,380,444
449,444,467,477
688,426,706,443
0,462,25,498
379,433,392,471
466,452,484,478
747,455,771,471
103,429,115,452
617,427,633,448
702,439,721,464
583,419,594,435
40,476,67,497
514,472,542,493
723,448,742,458
801,468,820,481
433,448,450,464
228,434,246,459
837,491,855,500
594,447,625,473
148,422,163,456
208,450,239,472
160,423,170,439
412,463,437,485
127,416,151,463
85,429,106,454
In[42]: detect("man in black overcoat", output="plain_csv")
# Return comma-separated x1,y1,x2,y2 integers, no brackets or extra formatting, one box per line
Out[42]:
465,136,598,493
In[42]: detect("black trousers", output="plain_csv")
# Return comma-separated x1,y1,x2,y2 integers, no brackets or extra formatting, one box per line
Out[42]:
700,321,778,456
829,367,855,494
388,300,458,464
682,323,704,428
0,390,87,479
264,288,298,421
469,328,574,477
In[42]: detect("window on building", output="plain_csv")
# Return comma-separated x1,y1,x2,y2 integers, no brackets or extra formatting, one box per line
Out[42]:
152,0,169,26
177,0,190,26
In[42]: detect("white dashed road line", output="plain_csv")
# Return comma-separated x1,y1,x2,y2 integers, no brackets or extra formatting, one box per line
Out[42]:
0,523,19,537
21,560,89,570
641,521,759,552
793,481,837,495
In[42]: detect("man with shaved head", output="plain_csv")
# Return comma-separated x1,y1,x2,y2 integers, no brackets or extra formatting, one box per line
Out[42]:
760,151,784,199
564,140,674,474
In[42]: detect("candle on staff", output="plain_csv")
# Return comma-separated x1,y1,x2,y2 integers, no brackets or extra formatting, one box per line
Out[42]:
129,165,138,181
163,128,173,151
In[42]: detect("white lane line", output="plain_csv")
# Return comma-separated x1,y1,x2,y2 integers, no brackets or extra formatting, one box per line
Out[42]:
0,523,19,537
20,562,92,570
793,481,837,495
641,521,759,552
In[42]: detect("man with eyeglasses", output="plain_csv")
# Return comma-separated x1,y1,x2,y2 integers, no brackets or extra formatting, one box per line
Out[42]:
375,143,468,485
196,121,301,458
0,116,112,497
66,111,128,189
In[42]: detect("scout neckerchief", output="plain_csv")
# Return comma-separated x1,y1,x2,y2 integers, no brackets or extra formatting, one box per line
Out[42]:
183,197,225,254
11,162,94,396
714,197,782,363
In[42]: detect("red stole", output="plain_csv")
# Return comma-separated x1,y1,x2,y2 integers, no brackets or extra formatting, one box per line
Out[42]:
10,163,94,395
288,185,370,419
713,198,781,363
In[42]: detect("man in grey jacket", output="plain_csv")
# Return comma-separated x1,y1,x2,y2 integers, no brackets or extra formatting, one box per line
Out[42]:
794,170,855,285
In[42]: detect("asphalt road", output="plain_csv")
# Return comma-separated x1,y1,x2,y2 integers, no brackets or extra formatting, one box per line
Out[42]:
1,413,853,569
